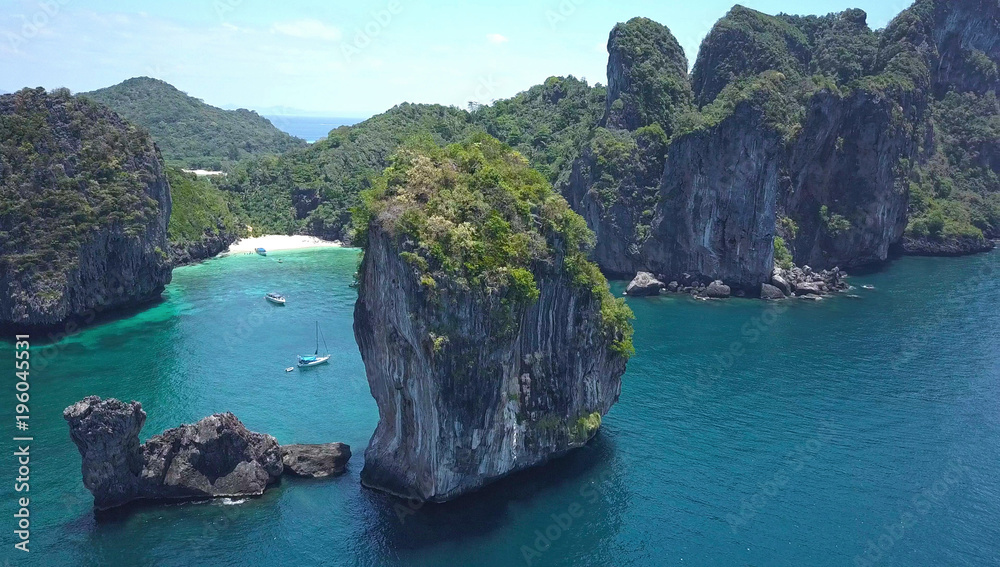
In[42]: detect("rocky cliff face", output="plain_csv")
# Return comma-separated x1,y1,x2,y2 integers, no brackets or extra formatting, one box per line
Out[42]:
561,18,690,277
168,229,239,266
0,88,172,330
353,137,631,502
554,3,998,287
65,397,284,510
644,101,784,289
356,226,626,502
925,0,1000,96
785,89,919,269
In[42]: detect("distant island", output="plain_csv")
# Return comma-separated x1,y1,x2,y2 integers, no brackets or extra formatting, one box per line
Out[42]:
82,77,306,170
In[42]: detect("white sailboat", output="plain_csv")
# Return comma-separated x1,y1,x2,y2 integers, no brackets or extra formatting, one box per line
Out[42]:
298,321,331,368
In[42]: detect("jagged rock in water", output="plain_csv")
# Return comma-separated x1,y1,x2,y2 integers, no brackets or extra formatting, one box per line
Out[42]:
625,272,664,296
0,88,172,329
64,397,283,510
354,137,632,502
901,235,996,256
141,413,283,501
281,443,352,478
771,270,793,296
169,229,239,266
705,280,732,299
63,397,147,510
760,283,786,300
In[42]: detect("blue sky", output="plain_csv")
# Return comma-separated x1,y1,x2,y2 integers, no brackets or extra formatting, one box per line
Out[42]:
1,0,915,117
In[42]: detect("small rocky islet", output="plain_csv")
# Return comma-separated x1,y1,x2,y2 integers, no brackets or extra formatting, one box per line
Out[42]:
64,396,351,510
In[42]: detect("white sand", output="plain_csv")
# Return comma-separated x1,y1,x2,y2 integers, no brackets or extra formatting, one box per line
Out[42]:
182,169,226,177
225,235,343,255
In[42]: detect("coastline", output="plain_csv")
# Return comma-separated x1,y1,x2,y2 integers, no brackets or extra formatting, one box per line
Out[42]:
223,235,344,255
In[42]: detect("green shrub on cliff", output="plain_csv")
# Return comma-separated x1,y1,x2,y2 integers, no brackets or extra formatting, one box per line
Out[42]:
165,167,241,243
355,134,634,357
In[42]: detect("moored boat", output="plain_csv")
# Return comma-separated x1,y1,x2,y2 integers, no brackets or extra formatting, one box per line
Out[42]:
298,322,331,368
255,247,267,256
265,292,286,305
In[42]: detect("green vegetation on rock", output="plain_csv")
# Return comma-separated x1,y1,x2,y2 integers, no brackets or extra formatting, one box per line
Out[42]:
165,167,241,243
83,77,305,170
219,103,477,240
218,80,605,243
473,76,606,186
605,17,693,134
0,88,164,282
355,134,633,357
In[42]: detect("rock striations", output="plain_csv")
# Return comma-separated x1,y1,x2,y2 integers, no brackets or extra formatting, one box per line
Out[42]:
560,3,999,292
0,88,172,329
64,396,350,510
353,136,633,502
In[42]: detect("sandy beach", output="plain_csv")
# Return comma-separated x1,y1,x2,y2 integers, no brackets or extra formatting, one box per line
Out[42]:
225,235,343,255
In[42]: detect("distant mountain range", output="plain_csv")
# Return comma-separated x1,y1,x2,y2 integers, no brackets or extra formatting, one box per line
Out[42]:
82,77,306,170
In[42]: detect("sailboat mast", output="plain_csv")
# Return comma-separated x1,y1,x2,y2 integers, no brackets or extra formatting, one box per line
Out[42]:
314,321,319,355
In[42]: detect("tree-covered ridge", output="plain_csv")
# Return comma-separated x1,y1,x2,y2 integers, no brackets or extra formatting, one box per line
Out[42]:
82,77,306,170
690,5,812,107
165,167,241,243
0,88,166,281
355,134,634,357
218,103,478,239
473,76,606,187
217,79,606,243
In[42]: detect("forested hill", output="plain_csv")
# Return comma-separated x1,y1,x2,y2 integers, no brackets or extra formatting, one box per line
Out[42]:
217,76,605,242
82,77,306,170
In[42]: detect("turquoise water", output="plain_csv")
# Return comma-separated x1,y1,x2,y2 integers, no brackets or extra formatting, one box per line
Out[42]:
1,248,998,566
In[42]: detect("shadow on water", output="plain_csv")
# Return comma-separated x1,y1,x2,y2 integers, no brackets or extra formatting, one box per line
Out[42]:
356,432,619,552
0,295,168,345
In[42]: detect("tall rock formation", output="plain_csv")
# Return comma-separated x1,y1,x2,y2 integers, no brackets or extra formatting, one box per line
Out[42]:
0,88,172,329
563,17,692,276
646,99,785,288
786,89,918,268
556,2,998,287
354,136,632,502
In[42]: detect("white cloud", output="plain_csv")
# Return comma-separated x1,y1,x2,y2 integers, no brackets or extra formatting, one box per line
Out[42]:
486,33,508,44
272,19,342,42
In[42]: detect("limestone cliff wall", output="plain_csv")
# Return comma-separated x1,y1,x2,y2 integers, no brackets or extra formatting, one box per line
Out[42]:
0,89,172,329
354,225,626,502
643,102,783,289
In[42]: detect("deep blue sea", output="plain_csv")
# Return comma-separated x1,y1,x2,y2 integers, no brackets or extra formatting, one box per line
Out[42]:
266,116,366,143
1,248,998,566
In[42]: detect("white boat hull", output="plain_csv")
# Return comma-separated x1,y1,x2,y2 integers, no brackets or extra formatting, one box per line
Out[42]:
298,355,331,368
265,296,286,305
